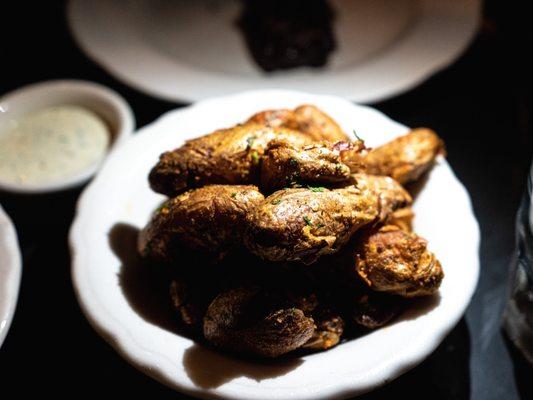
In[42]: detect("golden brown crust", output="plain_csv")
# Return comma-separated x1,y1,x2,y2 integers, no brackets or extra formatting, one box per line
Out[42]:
149,124,312,197
244,185,379,264
302,311,344,351
260,139,352,192
138,184,264,262
355,225,444,297
364,128,445,184
247,104,350,142
352,173,412,222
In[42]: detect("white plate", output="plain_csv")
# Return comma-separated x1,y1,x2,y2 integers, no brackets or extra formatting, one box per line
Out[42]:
0,204,22,348
68,0,480,104
70,90,479,399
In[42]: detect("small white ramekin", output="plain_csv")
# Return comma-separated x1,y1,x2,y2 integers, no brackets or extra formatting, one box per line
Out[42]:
0,80,135,194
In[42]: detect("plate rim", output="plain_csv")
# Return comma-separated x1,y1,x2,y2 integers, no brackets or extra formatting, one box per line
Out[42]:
0,204,22,348
67,0,481,104
70,89,480,399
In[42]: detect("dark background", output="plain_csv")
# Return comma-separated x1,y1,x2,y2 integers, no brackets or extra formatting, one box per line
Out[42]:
1,1,532,399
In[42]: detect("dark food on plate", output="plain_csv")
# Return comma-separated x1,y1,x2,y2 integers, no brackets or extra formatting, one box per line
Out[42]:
237,0,336,72
140,104,445,358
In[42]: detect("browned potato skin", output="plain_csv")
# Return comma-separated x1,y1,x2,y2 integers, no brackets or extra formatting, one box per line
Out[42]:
364,128,445,184
257,128,443,191
260,139,353,192
149,124,313,197
302,310,344,351
203,287,315,358
355,225,444,297
277,290,345,351
352,173,412,222
244,186,379,264
138,185,264,262
247,104,350,142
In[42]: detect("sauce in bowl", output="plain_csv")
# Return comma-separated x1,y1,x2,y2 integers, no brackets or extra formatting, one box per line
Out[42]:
0,105,110,185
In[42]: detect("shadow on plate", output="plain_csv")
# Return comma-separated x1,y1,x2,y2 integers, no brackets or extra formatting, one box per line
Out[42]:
109,222,305,387
109,222,178,333
182,344,304,389
395,293,441,324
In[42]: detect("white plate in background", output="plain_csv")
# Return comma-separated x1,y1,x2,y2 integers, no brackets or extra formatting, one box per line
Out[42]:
70,90,479,399
0,204,21,348
68,0,480,104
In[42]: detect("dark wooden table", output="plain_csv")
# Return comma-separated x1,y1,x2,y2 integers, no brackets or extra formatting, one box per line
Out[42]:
1,2,532,399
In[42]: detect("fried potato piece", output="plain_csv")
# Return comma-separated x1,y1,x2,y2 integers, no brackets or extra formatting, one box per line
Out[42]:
247,104,350,142
355,225,444,297
276,290,345,351
244,185,379,264
138,185,264,262
259,131,441,193
203,287,315,358
302,309,345,351
260,139,353,192
149,124,312,197
352,173,412,222
364,128,445,184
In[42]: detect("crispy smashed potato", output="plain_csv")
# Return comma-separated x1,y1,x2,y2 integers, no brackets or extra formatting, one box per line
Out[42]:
203,286,315,358
352,173,412,222
364,128,445,184
302,309,345,351
139,104,446,358
260,139,353,192
355,225,444,297
258,130,443,191
138,185,264,261
247,104,350,142
244,185,379,264
149,124,313,196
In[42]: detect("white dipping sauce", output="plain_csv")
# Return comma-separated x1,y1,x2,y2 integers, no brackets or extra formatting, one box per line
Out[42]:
0,105,110,185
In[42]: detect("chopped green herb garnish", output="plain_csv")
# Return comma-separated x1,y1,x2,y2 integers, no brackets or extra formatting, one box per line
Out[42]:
251,151,260,165
308,186,325,192
271,199,282,205
154,202,168,214
246,135,256,148
353,129,363,142
303,216,313,226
